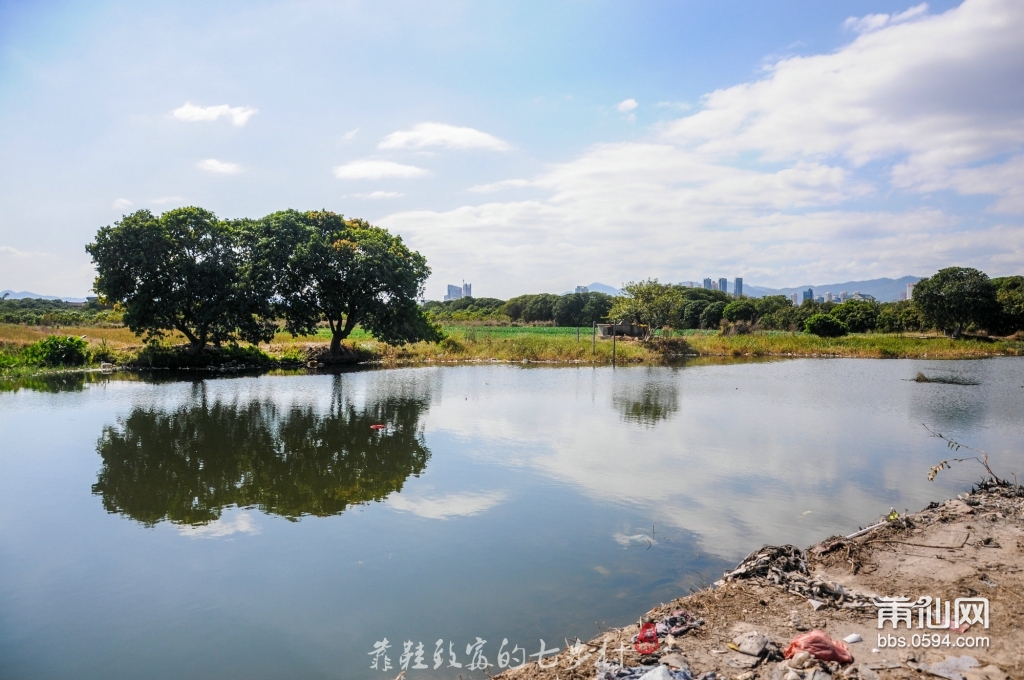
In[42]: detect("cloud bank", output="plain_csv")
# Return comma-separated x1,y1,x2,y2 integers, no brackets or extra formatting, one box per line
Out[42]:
334,160,430,179
382,0,1024,298
197,158,242,174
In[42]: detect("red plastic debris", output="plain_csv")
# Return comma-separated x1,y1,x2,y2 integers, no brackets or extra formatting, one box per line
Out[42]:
370,424,386,430
634,621,658,655
783,630,853,664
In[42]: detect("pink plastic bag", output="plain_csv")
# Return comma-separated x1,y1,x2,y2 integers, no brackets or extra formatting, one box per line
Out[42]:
783,630,853,664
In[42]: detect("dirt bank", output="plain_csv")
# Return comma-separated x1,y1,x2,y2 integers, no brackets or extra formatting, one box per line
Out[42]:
500,482,1024,680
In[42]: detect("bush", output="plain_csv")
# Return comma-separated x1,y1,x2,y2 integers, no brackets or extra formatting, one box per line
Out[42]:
22,335,90,366
723,299,757,322
699,301,727,329
804,314,848,338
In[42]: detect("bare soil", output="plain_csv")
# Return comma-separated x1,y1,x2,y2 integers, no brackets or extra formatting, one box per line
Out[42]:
498,483,1024,680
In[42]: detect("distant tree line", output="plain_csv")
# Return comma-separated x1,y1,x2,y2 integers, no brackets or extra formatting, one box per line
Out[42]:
609,268,1024,338
0,297,121,327
422,291,614,326
87,207,439,356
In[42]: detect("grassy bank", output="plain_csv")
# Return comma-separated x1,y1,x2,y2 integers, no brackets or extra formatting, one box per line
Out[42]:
2,323,1022,379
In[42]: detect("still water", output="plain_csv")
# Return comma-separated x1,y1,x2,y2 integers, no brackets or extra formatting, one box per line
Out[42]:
1,359,1022,679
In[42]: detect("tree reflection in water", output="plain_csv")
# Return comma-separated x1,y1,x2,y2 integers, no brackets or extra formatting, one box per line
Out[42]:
612,379,680,427
92,377,431,526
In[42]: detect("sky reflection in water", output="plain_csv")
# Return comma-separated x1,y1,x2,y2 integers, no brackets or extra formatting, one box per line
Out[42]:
0,359,1022,679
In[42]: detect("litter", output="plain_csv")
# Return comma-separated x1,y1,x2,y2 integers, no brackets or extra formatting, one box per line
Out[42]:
634,622,658,655
783,630,853,664
910,655,979,680
842,633,862,643
370,424,386,430
655,610,704,638
594,661,718,680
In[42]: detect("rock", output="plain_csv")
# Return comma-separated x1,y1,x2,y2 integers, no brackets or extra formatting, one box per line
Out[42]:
733,631,769,657
856,665,880,680
658,653,689,670
808,599,825,611
963,666,1010,680
790,651,813,669
734,672,755,680
842,633,862,644
727,654,760,669
916,655,979,680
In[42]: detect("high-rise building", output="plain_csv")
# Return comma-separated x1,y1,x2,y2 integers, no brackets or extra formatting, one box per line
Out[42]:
907,282,916,300
734,277,743,297
703,278,713,290
711,280,719,291
718,278,728,295
575,286,588,294
825,292,833,303
790,293,798,305
840,291,849,302
444,284,463,302
462,282,472,298
802,288,813,302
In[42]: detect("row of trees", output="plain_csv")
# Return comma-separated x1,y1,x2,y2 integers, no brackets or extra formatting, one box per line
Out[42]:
0,297,120,326
88,207,439,356
607,268,1024,337
421,291,615,326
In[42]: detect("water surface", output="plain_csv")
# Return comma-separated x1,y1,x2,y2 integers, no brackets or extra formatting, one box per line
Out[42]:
1,359,1022,679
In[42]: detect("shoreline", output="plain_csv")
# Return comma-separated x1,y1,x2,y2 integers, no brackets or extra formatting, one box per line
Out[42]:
498,482,1023,680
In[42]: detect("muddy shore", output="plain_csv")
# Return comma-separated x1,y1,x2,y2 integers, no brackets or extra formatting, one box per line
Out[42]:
499,482,1023,680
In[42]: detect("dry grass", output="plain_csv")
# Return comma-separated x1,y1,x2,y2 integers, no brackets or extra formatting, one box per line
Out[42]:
682,331,1023,358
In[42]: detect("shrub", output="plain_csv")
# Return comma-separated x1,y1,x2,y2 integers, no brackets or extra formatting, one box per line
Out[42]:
804,314,848,337
699,301,727,329
22,335,90,366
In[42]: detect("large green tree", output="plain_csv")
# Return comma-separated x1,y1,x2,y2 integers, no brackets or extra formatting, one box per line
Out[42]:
912,267,999,338
86,207,274,354
992,276,1024,335
269,210,439,356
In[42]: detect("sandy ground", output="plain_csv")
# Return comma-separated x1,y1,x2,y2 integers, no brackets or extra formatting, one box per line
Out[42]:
497,482,1023,680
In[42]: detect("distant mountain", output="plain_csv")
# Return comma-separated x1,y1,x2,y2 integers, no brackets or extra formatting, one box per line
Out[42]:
1,290,90,303
741,276,921,302
560,282,622,296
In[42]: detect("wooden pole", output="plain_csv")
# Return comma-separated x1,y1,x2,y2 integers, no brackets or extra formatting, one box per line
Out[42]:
592,321,596,353
612,327,616,366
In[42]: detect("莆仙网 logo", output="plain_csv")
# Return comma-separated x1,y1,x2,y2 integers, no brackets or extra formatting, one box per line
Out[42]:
873,596,989,630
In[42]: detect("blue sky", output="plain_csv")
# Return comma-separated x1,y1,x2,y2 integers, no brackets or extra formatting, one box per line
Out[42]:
1,0,1021,299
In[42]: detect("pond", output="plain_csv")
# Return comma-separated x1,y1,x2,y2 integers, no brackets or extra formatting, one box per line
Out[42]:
1,359,1022,679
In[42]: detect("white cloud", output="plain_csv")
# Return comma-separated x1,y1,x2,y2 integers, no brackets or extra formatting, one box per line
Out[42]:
844,3,928,34
379,122,510,151
615,98,638,113
333,160,429,180
111,198,133,210
172,102,258,126
177,511,261,538
360,191,403,199
197,158,242,174
150,196,183,205
387,491,507,520
382,0,1024,295
341,127,360,142
466,179,533,193
0,245,30,257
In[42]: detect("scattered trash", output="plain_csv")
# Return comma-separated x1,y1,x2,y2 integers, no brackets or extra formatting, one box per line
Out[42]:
963,665,1010,680
783,630,853,664
718,545,873,609
370,424,386,430
634,622,658,655
791,613,809,632
656,610,704,637
658,653,688,670
808,599,825,611
594,661,717,680
732,631,769,657
842,633,862,644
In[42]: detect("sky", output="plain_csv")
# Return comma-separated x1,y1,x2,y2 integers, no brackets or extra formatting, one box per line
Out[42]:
1,0,1022,300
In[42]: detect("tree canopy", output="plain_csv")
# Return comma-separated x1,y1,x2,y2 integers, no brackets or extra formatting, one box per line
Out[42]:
912,267,999,338
87,207,274,354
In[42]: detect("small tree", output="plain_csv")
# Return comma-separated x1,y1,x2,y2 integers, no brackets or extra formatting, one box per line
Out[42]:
87,208,274,354
912,267,998,338
723,299,757,322
272,210,439,357
804,314,848,337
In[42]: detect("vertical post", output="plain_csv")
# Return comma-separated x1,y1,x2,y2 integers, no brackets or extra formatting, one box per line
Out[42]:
592,321,596,354
577,326,580,343
612,327,616,366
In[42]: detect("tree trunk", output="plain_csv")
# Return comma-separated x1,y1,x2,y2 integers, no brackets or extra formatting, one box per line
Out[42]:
176,324,206,355
329,314,358,358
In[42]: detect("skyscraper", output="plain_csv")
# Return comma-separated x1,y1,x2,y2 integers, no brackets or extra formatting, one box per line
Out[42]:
790,293,798,305
462,282,472,298
718,278,728,295
703,278,713,290
444,284,463,301
734,277,743,297
802,288,813,302
907,282,916,299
